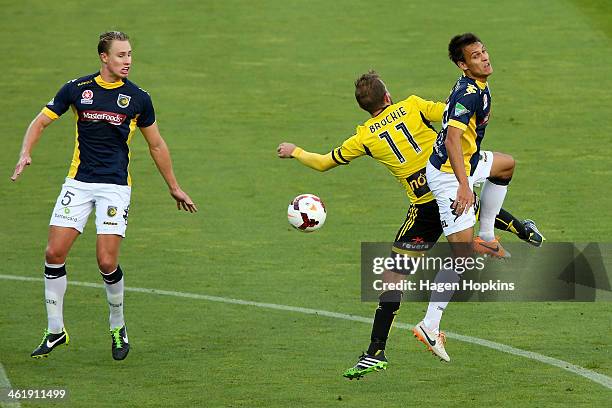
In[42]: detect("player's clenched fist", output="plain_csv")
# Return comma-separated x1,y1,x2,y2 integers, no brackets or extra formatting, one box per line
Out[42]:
277,142,296,158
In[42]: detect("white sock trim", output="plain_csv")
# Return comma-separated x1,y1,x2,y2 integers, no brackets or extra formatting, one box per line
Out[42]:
45,262,65,268
100,267,118,275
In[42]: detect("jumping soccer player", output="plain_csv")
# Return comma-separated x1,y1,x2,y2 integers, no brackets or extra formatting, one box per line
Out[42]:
11,31,197,360
413,33,522,362
277,70,543,379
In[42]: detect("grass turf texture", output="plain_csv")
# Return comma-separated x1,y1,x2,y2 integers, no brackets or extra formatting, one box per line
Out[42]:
1,0,611,406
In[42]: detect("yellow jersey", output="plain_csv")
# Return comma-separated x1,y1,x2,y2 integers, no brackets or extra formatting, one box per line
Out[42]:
331,95,444,204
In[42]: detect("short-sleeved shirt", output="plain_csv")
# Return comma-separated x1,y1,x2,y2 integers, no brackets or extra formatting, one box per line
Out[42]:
429,75,491,176
329,95,445,204
42,72,156,186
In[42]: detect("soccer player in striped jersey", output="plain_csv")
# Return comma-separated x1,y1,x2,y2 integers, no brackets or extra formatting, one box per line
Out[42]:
11,31,197,360
277,71,543,378
412,33,537,363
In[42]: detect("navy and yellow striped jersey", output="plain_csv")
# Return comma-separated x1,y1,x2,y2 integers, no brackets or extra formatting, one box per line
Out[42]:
42,72,156,186
330,95,445,204
429,75,491,176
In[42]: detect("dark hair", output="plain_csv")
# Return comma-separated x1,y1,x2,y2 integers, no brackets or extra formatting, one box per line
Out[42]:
354,70,387,114
98,31,130,55
448,33,481,65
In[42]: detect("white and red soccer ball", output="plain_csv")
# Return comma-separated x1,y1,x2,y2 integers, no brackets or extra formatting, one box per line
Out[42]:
287,194,326,232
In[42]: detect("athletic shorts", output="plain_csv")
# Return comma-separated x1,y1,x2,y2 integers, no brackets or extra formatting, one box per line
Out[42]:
49,178,131,237
392,199,443,253
426,150,494,236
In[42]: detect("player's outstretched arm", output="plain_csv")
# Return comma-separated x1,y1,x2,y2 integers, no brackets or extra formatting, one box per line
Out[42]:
11,113,54,181
140,123,198,213
277,142,338,172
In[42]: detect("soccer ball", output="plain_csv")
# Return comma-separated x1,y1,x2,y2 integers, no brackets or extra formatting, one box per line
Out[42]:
287,194,327,232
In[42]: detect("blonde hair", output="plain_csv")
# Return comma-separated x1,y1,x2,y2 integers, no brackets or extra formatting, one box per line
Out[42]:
98,31,129,54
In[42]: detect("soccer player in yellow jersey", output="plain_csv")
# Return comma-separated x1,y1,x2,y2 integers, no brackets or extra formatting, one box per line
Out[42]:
277,71,543,378
11,31,197,361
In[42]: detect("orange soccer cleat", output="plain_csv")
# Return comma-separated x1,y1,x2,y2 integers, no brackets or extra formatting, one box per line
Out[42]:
473,236,511,259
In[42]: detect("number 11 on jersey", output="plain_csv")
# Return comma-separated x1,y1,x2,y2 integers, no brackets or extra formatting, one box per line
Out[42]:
378,122,422,163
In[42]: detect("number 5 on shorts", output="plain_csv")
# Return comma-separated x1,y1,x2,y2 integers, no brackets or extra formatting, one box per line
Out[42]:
61,191,75,206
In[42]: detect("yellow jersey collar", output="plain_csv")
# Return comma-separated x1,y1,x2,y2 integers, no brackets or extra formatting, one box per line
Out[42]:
462,73,487,90
94,74,124,89
475,79,487,90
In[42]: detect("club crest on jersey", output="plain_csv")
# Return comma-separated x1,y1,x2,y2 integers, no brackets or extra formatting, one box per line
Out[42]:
81,90,94,105
117,94,131,108
483,94,488,110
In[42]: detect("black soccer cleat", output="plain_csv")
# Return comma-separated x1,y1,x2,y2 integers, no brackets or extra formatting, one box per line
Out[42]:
111,326,130,361
31,329,69,359
523,219,545,247
342,351,388,380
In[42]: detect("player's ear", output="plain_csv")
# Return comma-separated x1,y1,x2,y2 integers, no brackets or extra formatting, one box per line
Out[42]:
457,60,468,72
99,53,108,64
384,92,392,105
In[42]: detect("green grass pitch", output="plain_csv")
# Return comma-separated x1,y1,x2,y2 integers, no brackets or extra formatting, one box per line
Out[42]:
0,0,611,406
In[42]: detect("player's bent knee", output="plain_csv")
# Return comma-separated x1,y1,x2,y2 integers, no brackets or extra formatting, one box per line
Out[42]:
45,246,68,265
97,258,118,274
503,155,515,173
505,155,515,175
492,152,515,178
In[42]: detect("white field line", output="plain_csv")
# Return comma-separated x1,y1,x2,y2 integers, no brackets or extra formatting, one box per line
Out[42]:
0,362,21,408
1,274,611,390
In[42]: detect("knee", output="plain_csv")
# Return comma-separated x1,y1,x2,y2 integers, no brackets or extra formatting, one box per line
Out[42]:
45,245,67,265
506,155,515,174
501,153,515,175
491,153,515,183
97,255,118,274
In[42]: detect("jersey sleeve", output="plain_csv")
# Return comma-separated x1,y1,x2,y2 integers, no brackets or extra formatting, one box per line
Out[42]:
292,148,337,172
42,81,74,120
136,92,156,128
409,95,446,122
331,130,366,165
447,87,479,131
